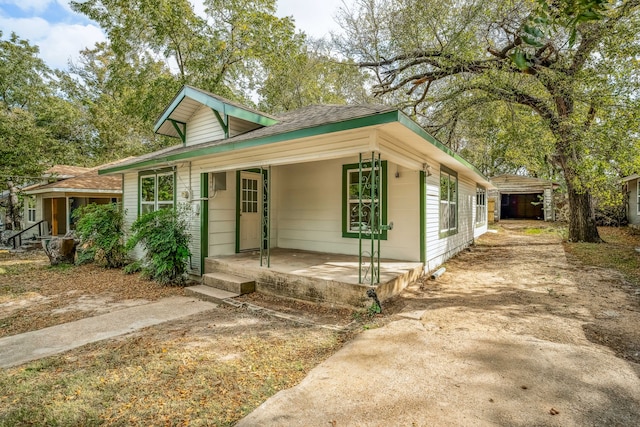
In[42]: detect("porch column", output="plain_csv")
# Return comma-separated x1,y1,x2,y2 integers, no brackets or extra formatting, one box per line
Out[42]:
66,197,71,235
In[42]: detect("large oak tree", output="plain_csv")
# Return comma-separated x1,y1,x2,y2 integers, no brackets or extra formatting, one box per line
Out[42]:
336,0,640,242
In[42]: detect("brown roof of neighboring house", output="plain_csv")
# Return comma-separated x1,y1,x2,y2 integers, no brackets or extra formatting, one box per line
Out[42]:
24,159,132,195
45,165,92,178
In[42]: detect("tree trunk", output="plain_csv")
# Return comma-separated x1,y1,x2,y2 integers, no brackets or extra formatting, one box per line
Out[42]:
6,180,20,230
565,179,602,242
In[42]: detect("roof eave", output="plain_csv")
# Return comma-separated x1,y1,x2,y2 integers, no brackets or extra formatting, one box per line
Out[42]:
396,112,494,188
153,86,278,137
101,110,402,175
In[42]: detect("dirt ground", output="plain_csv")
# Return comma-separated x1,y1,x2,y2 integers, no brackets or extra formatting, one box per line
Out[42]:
390,221,640,372
1,220,640,425
239,221,640,426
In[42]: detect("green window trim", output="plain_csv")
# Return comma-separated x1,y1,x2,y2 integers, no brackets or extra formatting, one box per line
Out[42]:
138,168,176,217
476,185,487,226
341,160,388,240
439,165,458,238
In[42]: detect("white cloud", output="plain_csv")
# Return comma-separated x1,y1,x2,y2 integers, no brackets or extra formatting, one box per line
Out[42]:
0,16,105,69
0,0,52,13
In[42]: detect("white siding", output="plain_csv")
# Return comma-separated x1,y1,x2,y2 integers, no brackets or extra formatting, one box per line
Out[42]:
275,157,421,261
229,117,262,137
630,179,640,226
424,165,479,272
185,106,225,146
174,165,201,275
208,171,237,256
122,172,144,260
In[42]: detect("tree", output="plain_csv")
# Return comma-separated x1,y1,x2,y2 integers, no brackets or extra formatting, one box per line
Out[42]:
0,33,59,228
62,43,180,163
335,0,640,242
71,0,302,103
258,39,375,113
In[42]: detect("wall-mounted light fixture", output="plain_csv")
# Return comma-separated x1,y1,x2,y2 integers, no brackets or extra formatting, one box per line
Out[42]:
423,163,432,177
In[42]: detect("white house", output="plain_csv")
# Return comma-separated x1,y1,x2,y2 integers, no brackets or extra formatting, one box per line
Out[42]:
623,174,640,228
100,86,494,306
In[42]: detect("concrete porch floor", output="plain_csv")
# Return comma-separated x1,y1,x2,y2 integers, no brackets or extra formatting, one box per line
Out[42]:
205,248,424,307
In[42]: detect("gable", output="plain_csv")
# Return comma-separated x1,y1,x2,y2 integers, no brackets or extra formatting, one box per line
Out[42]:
185,105,265,147
154,85,277,144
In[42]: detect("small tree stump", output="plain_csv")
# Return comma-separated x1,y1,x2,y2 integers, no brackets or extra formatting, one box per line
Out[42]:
43,237,77,265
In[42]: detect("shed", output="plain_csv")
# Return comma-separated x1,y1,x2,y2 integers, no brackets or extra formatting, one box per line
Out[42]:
490,174,559,221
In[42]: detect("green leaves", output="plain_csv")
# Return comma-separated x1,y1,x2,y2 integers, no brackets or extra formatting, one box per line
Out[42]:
73,203,127,268
510,49,530,70
126,207,192,285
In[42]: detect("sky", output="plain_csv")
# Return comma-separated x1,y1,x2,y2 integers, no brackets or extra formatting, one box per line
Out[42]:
0,0,347,70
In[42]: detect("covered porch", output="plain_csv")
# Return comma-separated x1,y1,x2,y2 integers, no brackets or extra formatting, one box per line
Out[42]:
204,248,423,308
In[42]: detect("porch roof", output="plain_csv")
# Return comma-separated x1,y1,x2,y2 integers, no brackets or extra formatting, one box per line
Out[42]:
100,99,493,187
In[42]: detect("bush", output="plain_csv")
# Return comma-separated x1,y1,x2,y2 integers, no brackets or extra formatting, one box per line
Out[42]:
126,207,191,285
72,203,127,268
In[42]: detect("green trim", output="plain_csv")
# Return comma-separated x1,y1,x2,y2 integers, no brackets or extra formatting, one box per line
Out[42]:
341,160,388,240
213,109,229,139
154,86,277,135
200,173,209,275
397,113,490,181
169,120,186,145
475,185,487,227
420,170,426,264
137,174,141,218
102,111,400,175
138,167,175,176
235,171,241,254
439,166,459,239
137,169,176,218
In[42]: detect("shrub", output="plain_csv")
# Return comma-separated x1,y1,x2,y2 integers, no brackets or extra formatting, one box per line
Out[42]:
72,203,127,268
126,207,191,285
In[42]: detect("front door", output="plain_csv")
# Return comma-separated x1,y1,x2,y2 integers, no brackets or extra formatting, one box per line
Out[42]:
239,171,261,251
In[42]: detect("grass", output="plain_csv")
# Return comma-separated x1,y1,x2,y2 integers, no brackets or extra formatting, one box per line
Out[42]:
564,226,640,288
0,324,346,426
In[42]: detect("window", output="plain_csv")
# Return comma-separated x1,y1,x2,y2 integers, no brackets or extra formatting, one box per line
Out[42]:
140,171,174,215
476,186,487,225
342,161,387,239
440,167,458,236
27,197,36,222
241,176,259,213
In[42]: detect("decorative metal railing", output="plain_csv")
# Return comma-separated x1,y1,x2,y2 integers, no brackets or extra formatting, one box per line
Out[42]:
260,165,271,267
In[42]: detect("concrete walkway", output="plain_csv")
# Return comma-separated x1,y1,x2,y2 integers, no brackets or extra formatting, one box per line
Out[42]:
0,296,216,368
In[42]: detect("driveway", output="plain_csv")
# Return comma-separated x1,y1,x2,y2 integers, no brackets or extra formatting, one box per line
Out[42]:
239,222,640,426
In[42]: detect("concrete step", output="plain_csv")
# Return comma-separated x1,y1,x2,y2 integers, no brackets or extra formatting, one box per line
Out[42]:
184,285,239,304
203,272,255,295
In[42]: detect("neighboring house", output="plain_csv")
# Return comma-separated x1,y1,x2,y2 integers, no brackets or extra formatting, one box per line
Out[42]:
490,174,559,221
100,85,494,303
22,165,122,237
623,174,640,227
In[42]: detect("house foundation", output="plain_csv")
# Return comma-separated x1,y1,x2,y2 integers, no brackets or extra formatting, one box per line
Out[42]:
204,248,423,309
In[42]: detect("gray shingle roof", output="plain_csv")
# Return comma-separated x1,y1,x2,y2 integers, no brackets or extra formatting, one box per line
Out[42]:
102,103,397,172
